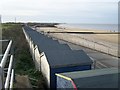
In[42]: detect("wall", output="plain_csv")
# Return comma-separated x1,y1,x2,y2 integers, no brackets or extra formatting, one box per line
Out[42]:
41,53,50,87
34,45,41,70
48,33,118,57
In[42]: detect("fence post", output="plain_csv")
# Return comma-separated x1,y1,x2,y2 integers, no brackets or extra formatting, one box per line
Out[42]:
1,40,12,68
4,55,13,89
0,40,12,89
10,69,14,90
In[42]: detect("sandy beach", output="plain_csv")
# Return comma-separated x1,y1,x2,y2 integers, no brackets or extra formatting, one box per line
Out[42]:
36,27,119,57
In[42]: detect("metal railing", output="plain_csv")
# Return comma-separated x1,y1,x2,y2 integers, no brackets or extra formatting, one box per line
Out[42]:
0,40,14,90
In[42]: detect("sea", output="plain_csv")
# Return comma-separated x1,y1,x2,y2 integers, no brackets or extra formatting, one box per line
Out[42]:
58,24,118,32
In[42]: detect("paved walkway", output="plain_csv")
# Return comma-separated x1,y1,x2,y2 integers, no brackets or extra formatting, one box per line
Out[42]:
58,39,119,69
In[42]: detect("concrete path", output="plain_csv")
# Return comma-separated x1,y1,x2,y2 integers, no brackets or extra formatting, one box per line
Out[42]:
58,39,119,69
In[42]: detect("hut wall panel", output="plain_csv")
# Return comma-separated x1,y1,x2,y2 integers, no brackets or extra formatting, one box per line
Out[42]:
34,45,41,70
29,38,32,54
56,76,73,88
31,41,34,59
41,54,50,87
23,29,40,70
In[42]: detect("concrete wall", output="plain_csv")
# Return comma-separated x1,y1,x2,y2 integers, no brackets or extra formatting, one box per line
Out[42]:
29,38,34,58
48,33,118,57
34,45,40,70
41,53,50,87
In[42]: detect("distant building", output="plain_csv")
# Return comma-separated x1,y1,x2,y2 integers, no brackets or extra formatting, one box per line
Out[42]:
23,26,93,88
56,68,119,89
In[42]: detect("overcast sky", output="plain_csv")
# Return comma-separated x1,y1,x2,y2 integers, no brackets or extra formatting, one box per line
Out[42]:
0,0,119,23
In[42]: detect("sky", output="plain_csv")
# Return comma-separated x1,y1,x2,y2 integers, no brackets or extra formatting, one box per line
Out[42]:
0,0,119,24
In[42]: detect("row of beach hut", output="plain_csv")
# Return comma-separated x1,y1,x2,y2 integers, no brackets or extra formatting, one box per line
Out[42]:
23,26,118,89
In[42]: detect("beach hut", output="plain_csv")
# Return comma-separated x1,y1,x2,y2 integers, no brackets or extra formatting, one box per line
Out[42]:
56,68,118,89
42,50,93,88
23,26,93,88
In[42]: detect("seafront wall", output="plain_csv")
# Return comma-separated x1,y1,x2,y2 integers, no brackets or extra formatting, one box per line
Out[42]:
47,33,118,57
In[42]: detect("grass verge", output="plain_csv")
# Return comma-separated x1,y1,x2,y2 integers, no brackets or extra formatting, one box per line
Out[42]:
2,23,46,88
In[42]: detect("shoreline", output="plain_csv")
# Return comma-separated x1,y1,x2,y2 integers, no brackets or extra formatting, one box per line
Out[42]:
39,26,119,33
55,24,118,32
